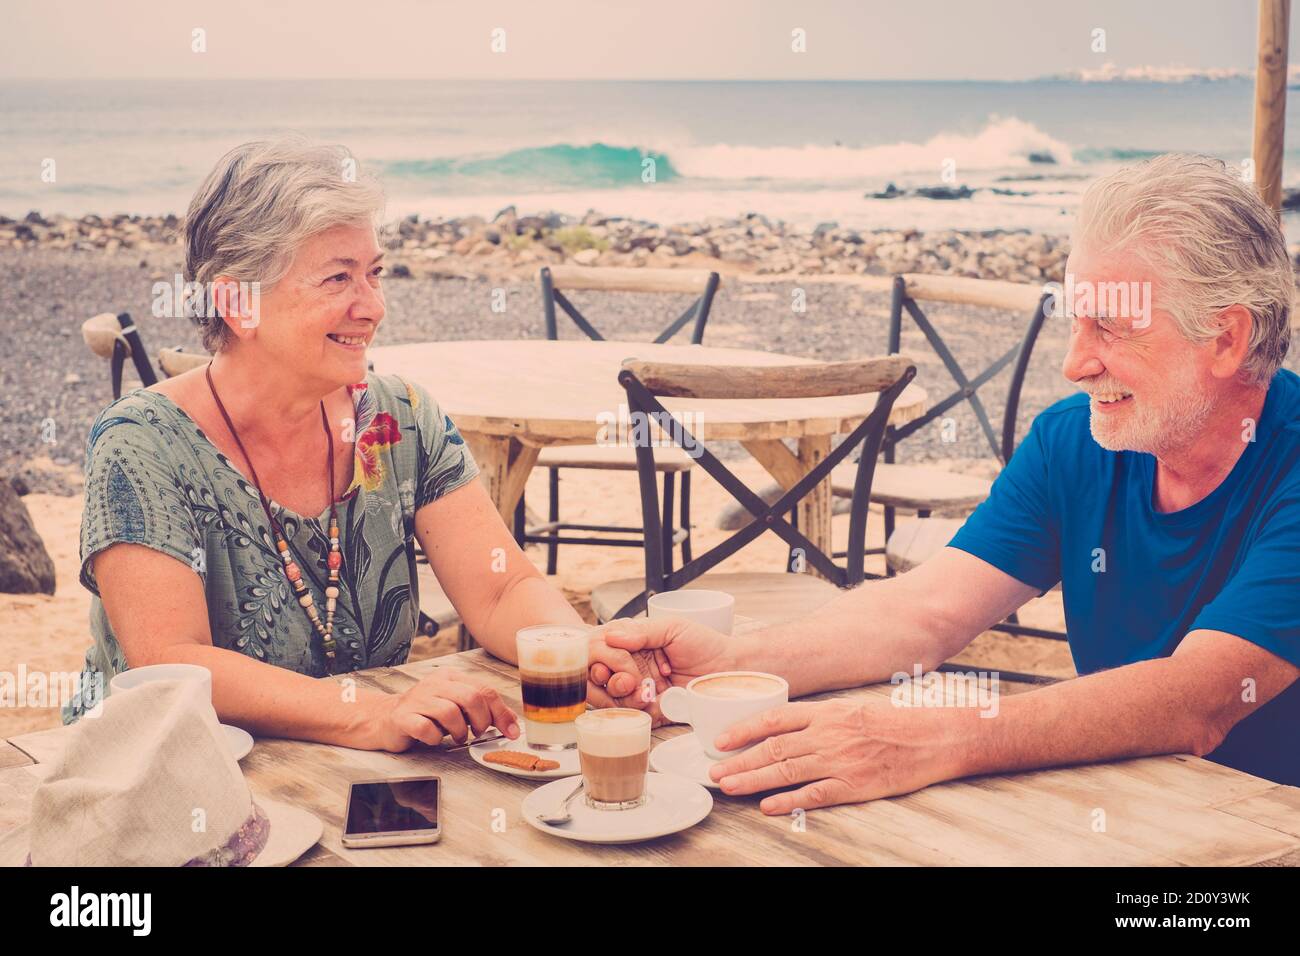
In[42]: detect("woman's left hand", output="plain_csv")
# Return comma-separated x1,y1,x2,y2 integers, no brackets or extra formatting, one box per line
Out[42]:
586,633,670,710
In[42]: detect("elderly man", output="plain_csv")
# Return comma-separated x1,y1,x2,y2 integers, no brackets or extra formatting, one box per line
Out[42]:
596,153,1300,814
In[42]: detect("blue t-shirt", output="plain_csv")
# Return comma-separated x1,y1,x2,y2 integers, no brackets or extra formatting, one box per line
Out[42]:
950,368,1300,786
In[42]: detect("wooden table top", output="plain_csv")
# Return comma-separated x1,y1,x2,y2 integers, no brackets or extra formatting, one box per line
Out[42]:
5,650,1299,867
369,340,927,443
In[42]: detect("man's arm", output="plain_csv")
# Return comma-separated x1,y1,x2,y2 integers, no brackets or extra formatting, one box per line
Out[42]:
707,626,1299,813
733,547,1041,696
955,628,1300,777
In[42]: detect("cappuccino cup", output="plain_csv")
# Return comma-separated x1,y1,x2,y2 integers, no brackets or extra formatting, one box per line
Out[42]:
647,589,735,635
659,671,788,760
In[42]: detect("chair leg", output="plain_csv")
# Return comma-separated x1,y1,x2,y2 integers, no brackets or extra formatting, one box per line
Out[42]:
787,507,799,572
546,467,560,575
661,472,675,575
680,472,692,565
513,492,526,547
884,504,897,577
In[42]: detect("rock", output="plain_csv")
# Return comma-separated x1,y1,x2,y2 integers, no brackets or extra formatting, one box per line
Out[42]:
516,216,548,237
62,372,81,385
391,263,412,278
914,185,975,200
617,235,658,253
10,475,30,496
1027,151,1057,164
0,479,56,594
572,248,600,265
868,183,904,199
812,221,839,239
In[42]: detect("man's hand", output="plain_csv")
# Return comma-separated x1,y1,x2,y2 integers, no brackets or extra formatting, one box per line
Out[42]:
708,697,966,815
586,631,669,709
589,618,737,722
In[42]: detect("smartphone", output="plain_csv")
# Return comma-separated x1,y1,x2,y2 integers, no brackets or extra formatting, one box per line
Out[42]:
342,775,441,848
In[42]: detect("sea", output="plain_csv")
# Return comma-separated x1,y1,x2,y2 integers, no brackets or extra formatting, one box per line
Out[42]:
2,78,1299,238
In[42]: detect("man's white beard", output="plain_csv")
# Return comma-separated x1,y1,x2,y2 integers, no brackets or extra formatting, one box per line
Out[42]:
1088,371,1217,456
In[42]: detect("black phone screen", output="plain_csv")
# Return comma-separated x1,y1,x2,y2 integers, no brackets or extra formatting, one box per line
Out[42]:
345,778,440,836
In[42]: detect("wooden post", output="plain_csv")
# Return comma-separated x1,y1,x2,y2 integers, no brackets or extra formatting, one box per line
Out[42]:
1253,0,1291,213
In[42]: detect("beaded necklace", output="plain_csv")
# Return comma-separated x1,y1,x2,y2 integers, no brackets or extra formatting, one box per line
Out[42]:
205,364,341,665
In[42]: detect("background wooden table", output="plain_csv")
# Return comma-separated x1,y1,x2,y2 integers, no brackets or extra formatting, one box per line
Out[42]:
5,649,1299,867
369,340,927,578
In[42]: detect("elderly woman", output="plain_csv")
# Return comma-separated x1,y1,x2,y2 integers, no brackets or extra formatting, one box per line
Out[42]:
67,139,646,751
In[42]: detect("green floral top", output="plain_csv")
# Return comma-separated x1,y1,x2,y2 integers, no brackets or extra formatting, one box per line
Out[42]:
64,372,479,723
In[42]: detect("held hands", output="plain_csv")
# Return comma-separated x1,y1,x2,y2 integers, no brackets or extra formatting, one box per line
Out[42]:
370,671,520,752
587,618,735,722
706,697,965,814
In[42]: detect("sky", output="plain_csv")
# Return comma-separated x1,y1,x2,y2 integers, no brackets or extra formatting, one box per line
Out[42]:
1,0,1296,82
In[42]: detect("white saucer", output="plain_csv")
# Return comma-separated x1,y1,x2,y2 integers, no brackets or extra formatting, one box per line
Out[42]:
650,733,723,789
523,772,713,844
222,724,254,761
469,731,581,779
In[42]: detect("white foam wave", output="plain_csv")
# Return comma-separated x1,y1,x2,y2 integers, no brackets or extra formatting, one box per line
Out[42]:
668,117,1074,181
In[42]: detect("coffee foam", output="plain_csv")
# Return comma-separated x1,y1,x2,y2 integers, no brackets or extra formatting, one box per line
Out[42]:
517,626,588,673
693,675,783,699
576,710,650,757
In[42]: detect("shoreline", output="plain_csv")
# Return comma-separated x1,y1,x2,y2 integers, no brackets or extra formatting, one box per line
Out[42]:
4,209,1073,285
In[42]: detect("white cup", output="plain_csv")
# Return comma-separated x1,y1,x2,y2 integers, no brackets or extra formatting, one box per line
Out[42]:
647,589,735,635
110,663,213,702
659,671,788,760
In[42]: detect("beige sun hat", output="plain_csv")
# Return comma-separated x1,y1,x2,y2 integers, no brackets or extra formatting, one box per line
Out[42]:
0,679,321,867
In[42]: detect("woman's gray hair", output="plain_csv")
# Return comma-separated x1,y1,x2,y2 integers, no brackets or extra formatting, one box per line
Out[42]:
183,137,386,352
1073,153,1294,387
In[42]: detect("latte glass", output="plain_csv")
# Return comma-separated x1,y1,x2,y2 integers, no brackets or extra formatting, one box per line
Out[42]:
515,625,589,749
575,708,652,810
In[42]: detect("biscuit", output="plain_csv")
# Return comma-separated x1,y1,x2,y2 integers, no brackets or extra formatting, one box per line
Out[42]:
483,750,561,772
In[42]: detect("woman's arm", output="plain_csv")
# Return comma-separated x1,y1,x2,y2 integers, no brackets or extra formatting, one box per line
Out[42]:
413,479,584,663
93,542,518,750
413,479,657,703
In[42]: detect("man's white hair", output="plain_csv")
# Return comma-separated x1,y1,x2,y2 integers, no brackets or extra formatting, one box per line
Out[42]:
183,136,386,352
1073,153,1294,387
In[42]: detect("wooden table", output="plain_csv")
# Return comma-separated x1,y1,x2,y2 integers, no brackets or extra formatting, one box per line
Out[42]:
4,650,1299,866
369,340,927,577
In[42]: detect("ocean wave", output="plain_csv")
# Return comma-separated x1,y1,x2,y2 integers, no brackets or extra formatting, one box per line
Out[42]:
670,117,1074,180
375,117,1073,191
1072,147,1166,163
381,143,679,187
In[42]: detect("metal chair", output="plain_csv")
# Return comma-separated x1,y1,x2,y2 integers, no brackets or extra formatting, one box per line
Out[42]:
589,354,915,624
515,266,721,575
869,275,1066,660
